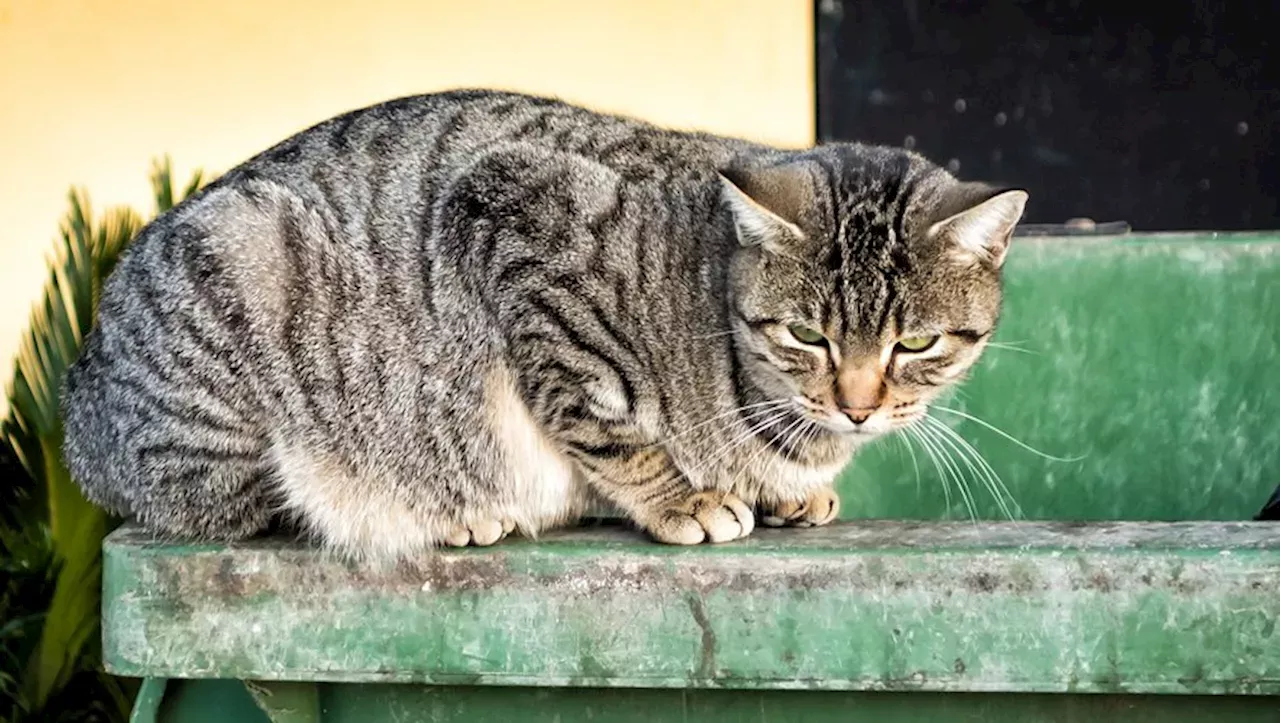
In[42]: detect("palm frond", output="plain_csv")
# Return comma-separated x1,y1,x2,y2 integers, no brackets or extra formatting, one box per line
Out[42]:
0,157,210,722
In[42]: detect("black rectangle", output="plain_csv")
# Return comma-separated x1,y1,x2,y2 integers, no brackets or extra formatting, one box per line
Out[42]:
815,0,1278,231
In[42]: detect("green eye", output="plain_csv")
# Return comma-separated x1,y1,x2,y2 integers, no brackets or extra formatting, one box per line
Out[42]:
897,335,939,353
787,324,826,345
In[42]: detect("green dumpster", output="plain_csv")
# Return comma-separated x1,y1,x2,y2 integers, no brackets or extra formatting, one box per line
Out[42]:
102,232,1280,722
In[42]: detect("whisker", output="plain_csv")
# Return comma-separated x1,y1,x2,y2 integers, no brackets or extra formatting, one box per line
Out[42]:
778,414,814,461
638,408,794,498
931,405,1085,462
758,414,809,470
923,416,1019,521
691,329,743,340
984,341,1039,356
686,408,793,479
730,413,806,499
926,416,1025,520
893,432,923,498
914,421,979,524
903,425,955,522
652,399,791,449
923,416,1007,519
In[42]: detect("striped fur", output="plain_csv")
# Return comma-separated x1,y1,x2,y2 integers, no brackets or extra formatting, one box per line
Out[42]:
61,89,1026,560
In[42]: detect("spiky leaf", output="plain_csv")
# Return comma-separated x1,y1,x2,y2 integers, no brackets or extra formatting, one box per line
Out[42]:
0,157,210,722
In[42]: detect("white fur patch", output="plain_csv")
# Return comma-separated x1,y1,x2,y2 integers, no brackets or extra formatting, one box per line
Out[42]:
270,440,438,562
485,365,592,535
270,364,592,561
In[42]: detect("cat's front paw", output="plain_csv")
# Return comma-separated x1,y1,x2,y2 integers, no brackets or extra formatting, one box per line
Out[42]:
442,518,516,547
645,490,755,545
759,488,840,528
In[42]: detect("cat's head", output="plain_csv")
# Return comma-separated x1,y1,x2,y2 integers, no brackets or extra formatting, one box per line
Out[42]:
721,144,1027,442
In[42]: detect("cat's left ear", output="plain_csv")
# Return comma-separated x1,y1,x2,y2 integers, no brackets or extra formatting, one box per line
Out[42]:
718,163,811,251
928,184,1029,268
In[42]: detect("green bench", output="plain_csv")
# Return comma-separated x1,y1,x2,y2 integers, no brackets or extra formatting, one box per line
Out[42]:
103,232,1280,721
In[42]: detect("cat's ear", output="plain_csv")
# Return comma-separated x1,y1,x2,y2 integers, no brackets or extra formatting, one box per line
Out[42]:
718,164,810,250
928,184,1029,268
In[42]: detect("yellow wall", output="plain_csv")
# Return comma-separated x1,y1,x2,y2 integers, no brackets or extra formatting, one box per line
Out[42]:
0,0,814,406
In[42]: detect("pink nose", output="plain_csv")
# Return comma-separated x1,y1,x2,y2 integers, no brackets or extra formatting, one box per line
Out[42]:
842,407,875,424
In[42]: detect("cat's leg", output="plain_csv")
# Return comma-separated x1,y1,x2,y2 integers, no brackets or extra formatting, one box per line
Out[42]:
758,487,841,528
573,446,755,545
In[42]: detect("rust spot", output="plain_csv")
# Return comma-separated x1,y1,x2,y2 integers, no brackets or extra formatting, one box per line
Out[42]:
215,557,246,596
531,559,667,596
954,658,967,674
1089,572,1114,592
1178,663,1207,689
1171,575,1207,595
965,571,1000,593
415,554,512,592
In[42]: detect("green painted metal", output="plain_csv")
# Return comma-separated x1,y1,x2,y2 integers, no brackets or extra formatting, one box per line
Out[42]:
102,233,1280,720
841,233,1280,522
245,681,321,723
310,685,1280,722
155,679,270,723
128,678,167,723
102,520,1280,695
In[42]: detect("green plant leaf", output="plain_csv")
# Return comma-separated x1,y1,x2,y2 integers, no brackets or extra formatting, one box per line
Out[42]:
1,157,211,722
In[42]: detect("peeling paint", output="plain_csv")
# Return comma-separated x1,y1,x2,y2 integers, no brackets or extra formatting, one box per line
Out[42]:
103,521,1280,695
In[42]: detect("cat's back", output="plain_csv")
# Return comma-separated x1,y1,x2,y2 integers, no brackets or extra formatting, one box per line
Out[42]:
211,89,758,201
85,89,752,366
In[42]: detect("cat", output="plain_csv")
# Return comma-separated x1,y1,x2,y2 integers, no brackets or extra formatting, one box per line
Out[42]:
61,89,1027,561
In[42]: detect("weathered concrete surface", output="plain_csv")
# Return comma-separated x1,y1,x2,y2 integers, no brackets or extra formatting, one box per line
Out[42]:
103,520,1280,694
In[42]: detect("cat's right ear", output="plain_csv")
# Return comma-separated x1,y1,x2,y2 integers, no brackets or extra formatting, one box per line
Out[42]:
928,183,1029,268
718,165,808,251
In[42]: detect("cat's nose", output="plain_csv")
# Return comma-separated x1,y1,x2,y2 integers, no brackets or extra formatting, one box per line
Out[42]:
841,407,875,425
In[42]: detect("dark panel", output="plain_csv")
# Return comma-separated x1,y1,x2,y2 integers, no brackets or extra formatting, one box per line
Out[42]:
816,0,1279,231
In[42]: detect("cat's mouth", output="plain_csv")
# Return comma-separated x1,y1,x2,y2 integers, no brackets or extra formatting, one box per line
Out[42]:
790,396,887,439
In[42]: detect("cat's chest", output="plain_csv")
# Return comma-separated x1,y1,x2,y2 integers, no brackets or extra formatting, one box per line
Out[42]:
674,435,849,500
746,450,848,497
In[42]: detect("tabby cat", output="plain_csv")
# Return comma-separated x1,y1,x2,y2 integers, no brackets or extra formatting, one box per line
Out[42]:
61,89,1027,561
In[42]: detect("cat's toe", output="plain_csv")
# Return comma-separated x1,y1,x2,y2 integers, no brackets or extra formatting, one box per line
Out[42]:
760,488,841,528
648,491,754,545
650,512,707,545
711,492,755,539
469,519,505,546
442,518,515,547
761,499,803,527
443,526,472,547
806,488,840,526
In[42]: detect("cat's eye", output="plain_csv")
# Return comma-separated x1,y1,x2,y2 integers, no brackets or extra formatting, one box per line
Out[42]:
897,335,939,353
787,324,826,345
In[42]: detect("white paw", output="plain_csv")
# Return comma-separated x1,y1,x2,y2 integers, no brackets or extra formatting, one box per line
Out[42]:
442,518,516,547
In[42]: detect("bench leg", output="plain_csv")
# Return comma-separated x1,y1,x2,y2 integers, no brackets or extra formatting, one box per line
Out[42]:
245,680,321,723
